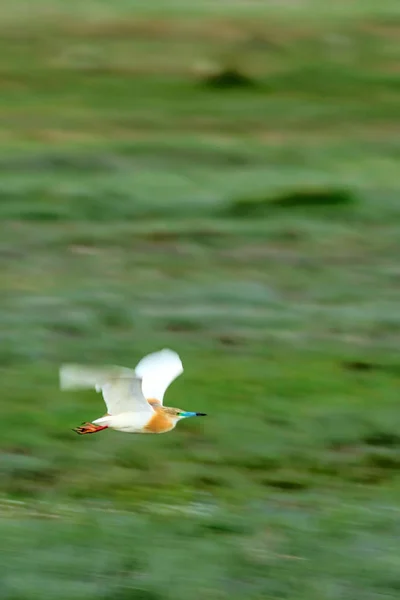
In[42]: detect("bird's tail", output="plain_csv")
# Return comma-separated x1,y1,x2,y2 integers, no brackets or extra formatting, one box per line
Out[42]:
60,364,133,392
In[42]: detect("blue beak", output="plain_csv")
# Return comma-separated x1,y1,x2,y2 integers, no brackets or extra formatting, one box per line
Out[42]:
180,412,207,418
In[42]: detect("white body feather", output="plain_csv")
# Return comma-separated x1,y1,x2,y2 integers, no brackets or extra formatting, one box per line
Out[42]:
92,412,154,433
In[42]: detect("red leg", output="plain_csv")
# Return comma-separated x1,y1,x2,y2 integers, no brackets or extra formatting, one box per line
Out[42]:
73,422,108,435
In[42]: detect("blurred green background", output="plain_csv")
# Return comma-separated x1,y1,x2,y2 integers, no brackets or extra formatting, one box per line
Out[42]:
1,1,400,598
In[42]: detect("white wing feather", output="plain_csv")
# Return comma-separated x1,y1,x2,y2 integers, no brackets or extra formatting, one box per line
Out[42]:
134,349,183,404
101,376,153,415
59,364,154,416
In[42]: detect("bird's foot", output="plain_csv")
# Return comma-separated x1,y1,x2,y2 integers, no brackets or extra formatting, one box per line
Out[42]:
73,422,108,435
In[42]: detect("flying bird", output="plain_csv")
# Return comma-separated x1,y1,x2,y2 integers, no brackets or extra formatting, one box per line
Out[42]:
59,349,206,435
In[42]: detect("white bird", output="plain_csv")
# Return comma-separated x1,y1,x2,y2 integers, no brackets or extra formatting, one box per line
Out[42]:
59,349,206,435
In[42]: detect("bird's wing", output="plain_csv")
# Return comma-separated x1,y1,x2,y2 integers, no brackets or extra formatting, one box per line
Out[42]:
59,364,154,416
100,375,154,415
134,348,183,405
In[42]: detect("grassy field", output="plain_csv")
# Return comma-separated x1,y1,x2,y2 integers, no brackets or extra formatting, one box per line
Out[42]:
1,1,400,598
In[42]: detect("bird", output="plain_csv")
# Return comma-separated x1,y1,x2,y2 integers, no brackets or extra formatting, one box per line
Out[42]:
59,348,207,435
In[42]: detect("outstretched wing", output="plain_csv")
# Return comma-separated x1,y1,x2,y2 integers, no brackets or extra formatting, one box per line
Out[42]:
59,364,154,416
134,349,183,405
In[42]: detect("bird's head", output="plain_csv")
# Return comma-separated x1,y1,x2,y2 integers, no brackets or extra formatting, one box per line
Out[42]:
163,407,207,423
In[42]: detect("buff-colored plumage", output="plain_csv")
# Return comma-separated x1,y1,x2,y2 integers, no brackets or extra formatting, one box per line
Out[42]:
59,349,206,435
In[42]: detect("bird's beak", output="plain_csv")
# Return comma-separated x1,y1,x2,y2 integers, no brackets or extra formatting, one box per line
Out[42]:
180,412,207,418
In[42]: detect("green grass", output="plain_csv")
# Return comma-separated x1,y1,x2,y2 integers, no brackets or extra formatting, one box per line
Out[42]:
0,1,400,598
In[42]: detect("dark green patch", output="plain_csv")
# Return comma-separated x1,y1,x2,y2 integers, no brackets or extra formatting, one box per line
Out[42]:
227,187,356,218
202,67,257,89
164,318,204,333
363,431,400,448
341,360,378,372
111,589,167,600
366,449,400,470
262,474,311,491
202,517,248,535
271,188,357,209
